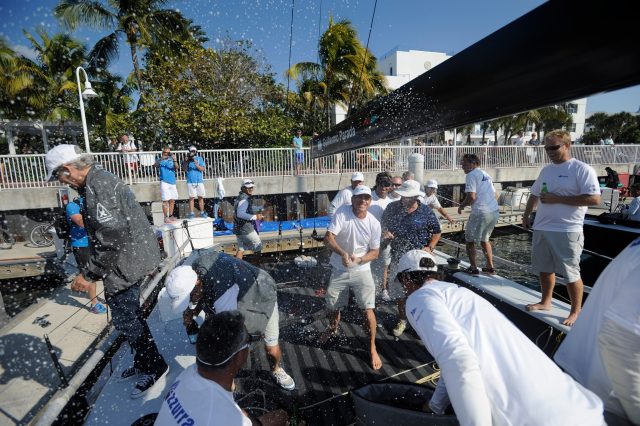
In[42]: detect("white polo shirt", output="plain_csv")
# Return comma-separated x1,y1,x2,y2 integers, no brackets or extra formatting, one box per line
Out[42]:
465,168,498,213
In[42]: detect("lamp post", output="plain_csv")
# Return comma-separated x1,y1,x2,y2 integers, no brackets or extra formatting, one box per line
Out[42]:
76,66,98,153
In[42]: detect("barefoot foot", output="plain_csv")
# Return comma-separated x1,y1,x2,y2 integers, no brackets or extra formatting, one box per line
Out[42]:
525,303,551,312
370,350,382,370
562,312,580,326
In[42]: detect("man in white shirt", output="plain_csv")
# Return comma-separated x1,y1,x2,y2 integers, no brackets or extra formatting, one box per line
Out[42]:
457,154,499,275
320,185,382,370
523,130,601,326
513,131,525,146
423,179,455,224
116,134,139,172
155,311,287,426
554,237,640,423
369,172,394,302
328,171,364,216
396,249,605,426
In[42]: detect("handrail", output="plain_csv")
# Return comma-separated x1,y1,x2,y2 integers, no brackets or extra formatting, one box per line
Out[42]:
1,144,638,190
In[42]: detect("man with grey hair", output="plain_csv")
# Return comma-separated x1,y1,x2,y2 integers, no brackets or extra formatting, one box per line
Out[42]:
45,144,168,399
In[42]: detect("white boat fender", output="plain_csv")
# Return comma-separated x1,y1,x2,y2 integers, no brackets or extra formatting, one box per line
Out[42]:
294,255,318,269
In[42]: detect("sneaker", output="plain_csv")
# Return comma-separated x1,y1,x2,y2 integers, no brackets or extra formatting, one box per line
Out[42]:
90,303,107,314
393,320,407,337
118,366,141,382
200,212,209,218
272,367,295,390
186,212,196,219
381,289,391,302
130,364,169,399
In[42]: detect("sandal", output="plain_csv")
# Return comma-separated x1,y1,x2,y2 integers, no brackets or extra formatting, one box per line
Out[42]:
463,267,480,275
483,267,496,275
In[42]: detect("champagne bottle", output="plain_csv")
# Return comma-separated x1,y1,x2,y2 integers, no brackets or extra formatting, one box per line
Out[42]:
541,182,549,194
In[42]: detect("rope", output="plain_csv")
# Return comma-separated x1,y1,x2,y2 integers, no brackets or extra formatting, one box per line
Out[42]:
285,0,295,114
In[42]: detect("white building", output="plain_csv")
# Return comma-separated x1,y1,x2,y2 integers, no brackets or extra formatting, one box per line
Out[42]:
335,48,587,143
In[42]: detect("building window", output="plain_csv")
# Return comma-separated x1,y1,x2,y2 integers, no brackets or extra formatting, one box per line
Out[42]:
390,66,393,75
569,123,576,132
566,103,578,114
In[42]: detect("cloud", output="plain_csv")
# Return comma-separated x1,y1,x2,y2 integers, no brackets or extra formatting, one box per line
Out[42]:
12,44,37,60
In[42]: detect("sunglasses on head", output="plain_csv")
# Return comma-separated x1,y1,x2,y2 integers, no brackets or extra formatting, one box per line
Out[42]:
544,144,563,151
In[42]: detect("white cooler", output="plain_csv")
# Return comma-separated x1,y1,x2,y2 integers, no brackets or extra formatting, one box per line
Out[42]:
160,217,214,257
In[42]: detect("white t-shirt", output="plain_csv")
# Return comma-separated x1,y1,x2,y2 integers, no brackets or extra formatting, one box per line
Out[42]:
407,281,604,426
422,193,442,209
555,238,640,417
327,204,380,272
531,158,600,232
117,140,138,164
369,192,393,221
155,365,252,426
465,168,498,213
328,186,355,216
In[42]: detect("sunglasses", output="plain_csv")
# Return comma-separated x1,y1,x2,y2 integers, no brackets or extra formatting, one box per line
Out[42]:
391,183,402,187
544,145,563,151
380,181,393,187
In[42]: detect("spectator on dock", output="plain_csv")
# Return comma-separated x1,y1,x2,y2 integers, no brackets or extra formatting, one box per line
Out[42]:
522,129,601,326
513,131,525,146
233,179,264,260
381,180,441,337
292,129,304,175
183,145,208,219
528,132,541,146
65,196,106,314
320,185,382,370
155,311,288,426
156,146,179,223
162,250,295,390
423,179,455,224
622,183,640,222
116,134,139,173
369,172,394,302
45,144,168,399
554,238,640,423
396,249,605,426
457,153,499,275
604,166,620,189
328,172,364,216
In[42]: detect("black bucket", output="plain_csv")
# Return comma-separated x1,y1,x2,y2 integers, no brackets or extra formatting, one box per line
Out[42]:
351,382,459,426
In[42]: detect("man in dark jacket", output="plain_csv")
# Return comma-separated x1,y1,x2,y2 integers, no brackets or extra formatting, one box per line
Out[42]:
233,179,264,260
45,144,168,399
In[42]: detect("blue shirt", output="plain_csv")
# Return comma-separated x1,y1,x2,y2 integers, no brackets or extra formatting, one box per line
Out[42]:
66,198,89,247
158,157,177,184
381,200,441,260
293,136,304,154
185,155,204,184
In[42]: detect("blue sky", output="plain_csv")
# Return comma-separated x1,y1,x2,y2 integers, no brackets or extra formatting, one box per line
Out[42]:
1,0,638,114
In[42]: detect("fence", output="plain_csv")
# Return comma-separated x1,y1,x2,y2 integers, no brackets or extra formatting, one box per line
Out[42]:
1,144,638,189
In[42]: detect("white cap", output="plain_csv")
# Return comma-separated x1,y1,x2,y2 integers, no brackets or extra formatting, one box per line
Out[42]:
397,249,438,277
189,145,197,151
351,171,364,182
45,144,83,181
165,265,199,315
242,179,255,188
394,180,425,198
425,179,438,189
352,185,372,197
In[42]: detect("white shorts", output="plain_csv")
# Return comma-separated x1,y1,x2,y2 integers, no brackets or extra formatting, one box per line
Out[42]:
325,268,376,310
160,182,179,201
236,231,262,252
465,210,499,243
532,230,583,282
188,182,205,198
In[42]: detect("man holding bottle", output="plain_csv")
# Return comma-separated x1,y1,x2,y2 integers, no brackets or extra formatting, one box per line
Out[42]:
522,130,601,326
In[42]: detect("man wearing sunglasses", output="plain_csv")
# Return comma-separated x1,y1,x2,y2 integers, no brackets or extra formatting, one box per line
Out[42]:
523,130,601,326
155,311,288,426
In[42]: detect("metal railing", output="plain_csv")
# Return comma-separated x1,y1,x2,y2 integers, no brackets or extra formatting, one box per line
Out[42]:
1,144,638,189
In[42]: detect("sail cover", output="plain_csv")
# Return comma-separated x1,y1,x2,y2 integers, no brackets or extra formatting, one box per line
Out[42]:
311,0,640,158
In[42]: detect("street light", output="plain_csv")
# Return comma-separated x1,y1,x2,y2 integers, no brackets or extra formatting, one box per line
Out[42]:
76,66,98,153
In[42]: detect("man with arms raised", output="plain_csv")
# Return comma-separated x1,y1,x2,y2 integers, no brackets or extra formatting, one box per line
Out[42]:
523,130,600,326
320,186,382,370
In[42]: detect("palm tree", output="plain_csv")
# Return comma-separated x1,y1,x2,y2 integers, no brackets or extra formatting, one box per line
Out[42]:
54,0,191,100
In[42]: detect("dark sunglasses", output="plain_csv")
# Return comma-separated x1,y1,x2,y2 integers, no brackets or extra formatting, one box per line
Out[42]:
544,144,563,151
391,183,402,187
380,181,393,187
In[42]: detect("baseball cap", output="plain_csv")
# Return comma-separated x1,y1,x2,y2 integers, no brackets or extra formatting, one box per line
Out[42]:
425,179,438,189
164,265,199,315
397,250,438,275
45,144,83,181
242,179,255,188
189,145,197,152
351,171,364,182
352,185,372,197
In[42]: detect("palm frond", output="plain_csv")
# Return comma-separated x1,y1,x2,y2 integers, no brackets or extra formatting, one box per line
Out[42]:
55,0,116,31
89,32,120,69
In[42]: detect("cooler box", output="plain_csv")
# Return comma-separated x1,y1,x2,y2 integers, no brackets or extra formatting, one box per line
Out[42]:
160,217,214,257
617,172,630,187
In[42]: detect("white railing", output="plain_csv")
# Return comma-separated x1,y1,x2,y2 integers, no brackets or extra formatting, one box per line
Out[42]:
0,145,638,189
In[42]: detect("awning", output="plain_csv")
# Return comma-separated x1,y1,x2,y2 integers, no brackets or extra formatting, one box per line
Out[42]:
312,0,640,158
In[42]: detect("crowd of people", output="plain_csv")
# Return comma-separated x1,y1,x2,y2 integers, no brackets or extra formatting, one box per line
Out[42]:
42,127,639,425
